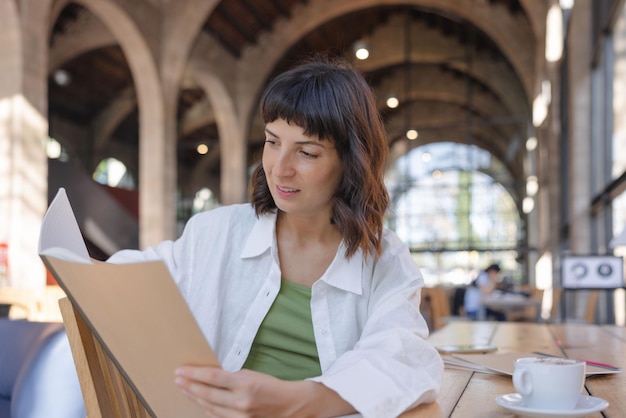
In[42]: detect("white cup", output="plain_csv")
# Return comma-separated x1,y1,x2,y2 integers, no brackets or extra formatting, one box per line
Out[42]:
512,357,585,410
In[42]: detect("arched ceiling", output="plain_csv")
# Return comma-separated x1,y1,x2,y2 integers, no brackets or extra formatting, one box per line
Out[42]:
48,0,534,202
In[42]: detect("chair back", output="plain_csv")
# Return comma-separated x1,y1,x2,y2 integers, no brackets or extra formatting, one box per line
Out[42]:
549,288,600,323
583,290,599,323
59,297,151,418
421,287,453,330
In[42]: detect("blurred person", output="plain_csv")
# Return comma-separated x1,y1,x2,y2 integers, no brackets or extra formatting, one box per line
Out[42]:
464,263,506,321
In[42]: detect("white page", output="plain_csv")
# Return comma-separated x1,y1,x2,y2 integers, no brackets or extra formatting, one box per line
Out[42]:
38,188,91,263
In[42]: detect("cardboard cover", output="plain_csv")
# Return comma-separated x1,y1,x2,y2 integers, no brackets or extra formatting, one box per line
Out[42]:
39,188,219,417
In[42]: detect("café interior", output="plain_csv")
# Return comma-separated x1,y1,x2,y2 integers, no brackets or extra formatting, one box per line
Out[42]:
2,0,626,323
1,0,626,416
0,0,625,318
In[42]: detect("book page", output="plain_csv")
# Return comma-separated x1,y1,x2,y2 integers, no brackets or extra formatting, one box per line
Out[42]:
38,188,91,263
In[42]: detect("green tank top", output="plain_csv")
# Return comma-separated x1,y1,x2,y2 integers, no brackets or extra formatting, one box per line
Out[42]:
243,279,322,380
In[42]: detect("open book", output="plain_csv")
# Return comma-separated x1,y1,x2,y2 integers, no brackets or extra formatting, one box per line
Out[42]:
39,188,219,418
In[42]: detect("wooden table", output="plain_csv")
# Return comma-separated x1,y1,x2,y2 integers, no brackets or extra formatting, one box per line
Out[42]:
401,321,625,417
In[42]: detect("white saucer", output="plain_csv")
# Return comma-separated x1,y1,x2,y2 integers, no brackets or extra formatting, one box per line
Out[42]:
495,393,608,417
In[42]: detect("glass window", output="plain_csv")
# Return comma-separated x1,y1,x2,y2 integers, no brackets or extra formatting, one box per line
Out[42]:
385,142,522,286
613,6,626,178
92,157,135,189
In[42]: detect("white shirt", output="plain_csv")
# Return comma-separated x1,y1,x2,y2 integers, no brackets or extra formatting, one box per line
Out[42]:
108,204,443,418
464,271,489,313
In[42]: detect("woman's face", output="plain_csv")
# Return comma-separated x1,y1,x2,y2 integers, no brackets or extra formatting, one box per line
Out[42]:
262,118,343,219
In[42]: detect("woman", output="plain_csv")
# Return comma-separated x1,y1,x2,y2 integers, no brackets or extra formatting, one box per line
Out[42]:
109,58,442,417
464,263,506,321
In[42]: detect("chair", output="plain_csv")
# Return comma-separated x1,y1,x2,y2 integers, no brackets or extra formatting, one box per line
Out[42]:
58,297,151,418
583,290,600,323
507,287,544,322
0,318,85,418
549,288,600,323
421,287,468,331
451,287,466,317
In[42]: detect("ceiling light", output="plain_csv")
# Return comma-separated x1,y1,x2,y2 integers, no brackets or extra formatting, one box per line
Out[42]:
406,129,418,140
532,94,548,127
526,175,539,197
523,197,535,214
47,137,62,159
526,136,538,151
546,4,563,62
353,40,369,60
196,143,209,155
386,96,399,109
53,69,71,86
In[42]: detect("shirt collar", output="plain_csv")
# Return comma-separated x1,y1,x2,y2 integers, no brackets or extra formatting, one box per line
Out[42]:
320,242,364,295
241,211,364,295
241,211,276,258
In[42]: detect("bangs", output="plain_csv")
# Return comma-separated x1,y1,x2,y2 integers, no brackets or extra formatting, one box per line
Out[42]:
259,65,350,143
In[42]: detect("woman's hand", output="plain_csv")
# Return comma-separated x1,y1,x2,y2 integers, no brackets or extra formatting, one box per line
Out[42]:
174,366,355,418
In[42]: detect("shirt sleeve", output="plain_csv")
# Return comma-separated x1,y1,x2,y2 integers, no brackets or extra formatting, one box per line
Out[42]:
310,236,444,418
105,210,205,290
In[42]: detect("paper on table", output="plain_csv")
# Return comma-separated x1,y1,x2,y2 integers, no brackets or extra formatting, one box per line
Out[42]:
39,188,220,418
445,352,622,376
441,356,501,375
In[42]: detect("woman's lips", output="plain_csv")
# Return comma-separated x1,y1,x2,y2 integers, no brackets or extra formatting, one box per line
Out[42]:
276,185,299,197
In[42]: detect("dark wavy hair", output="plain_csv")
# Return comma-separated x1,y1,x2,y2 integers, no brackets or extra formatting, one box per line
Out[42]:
250,57,390,259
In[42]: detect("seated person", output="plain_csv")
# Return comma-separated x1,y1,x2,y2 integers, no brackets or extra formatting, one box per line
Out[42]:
108,58,443,417
464,264,507,321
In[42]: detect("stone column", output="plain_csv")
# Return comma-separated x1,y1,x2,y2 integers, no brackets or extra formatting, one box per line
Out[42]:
72,0,171,247
567,2,593,319
0,0,49,288
532,1,559,295
189,32,247,205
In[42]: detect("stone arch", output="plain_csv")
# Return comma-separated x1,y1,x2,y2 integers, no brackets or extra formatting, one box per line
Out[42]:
49,15,116,71
357,13,528,118
223,0,539,207
68,0,169,246
190,69,244,204
238,0,540,127
187,31,245,204
160,0,221,102
159,0,244,203
519,0,547,46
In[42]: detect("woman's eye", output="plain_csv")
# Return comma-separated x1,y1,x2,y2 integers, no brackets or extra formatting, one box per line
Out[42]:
264,139,277,145
301,150,318,159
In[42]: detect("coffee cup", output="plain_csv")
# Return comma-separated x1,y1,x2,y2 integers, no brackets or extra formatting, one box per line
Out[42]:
512,357,585,410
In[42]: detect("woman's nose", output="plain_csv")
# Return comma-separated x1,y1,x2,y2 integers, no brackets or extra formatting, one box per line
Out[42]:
274,152,295,176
